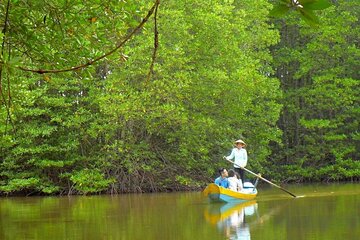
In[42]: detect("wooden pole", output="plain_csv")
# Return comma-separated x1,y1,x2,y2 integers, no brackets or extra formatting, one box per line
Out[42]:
224,158,297,198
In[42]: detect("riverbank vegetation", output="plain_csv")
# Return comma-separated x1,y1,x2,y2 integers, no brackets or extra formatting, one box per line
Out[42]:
0,0,359,195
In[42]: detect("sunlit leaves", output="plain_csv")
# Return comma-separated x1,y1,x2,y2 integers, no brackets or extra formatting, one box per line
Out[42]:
70,169,115,194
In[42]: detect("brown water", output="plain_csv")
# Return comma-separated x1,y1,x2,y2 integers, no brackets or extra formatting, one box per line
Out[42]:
0,183,359,240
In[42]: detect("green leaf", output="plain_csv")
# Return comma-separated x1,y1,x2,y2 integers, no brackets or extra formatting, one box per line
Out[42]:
298,8,320,26
270,3,291,17
301,0,332,10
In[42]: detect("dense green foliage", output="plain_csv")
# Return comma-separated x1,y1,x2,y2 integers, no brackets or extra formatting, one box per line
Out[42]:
0,0,281,195
270,0,360,182
0,0,358,195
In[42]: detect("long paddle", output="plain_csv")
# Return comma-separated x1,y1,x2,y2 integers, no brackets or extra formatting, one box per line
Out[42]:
224,157,297,198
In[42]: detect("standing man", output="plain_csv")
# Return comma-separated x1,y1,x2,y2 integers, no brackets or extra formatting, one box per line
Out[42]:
225,139,248,185
214,168,230,188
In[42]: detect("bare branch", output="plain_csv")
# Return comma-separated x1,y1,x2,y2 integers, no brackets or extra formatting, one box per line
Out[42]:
0,0,14,131
146,0,160,82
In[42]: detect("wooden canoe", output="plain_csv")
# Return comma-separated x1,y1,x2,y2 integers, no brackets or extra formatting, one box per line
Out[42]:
202,183,257,203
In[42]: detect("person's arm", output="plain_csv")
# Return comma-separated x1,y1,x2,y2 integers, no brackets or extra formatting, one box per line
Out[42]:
225,148,235,160
242,149,248,167
225,178,230,188
237,179,243,191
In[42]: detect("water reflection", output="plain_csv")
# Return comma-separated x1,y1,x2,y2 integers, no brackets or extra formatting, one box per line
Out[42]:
1,183,359,240
204,201,257,240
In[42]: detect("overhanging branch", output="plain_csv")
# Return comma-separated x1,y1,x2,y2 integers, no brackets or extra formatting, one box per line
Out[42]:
18,0,160,74
146,0,160,82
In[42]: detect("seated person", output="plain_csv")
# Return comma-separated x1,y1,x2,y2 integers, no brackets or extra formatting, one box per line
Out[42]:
228,169,243,192
215,168,230,188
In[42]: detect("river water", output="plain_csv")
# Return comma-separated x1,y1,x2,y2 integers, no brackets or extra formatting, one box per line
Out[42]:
0,183,359,240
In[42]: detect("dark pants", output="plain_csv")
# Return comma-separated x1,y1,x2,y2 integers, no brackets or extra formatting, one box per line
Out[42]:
234,167,245,185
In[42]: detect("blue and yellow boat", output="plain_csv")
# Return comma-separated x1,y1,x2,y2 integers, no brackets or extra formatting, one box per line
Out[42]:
202,183,257,203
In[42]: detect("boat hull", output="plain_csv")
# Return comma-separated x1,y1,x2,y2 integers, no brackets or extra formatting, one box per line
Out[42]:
203,183,257,203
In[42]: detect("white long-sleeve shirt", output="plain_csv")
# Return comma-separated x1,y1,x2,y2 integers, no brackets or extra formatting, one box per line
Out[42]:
226,147,248,168
228,176,243,192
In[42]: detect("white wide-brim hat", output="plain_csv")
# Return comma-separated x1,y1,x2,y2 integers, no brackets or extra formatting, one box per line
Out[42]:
235,139,246,146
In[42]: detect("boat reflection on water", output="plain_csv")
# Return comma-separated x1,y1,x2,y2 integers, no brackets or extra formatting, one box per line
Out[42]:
204,201,257,240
